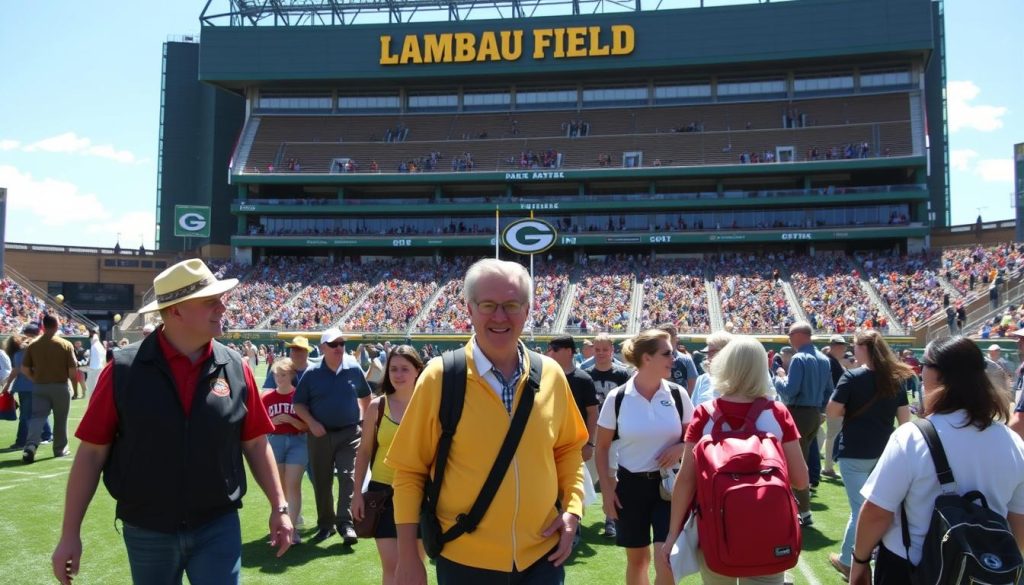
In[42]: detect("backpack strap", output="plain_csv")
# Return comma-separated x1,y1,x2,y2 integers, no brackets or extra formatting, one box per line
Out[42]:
709,397,770,435
422,350,467,522
901,418,956,564
368,396,387,474
612,384,627,441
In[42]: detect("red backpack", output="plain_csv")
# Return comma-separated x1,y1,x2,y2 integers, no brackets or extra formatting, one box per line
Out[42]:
693,398,801,577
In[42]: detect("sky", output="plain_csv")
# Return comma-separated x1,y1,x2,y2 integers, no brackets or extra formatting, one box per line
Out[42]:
0,0,1020,249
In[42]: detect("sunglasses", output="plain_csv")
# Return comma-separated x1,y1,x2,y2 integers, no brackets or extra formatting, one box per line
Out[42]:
324,340,345,348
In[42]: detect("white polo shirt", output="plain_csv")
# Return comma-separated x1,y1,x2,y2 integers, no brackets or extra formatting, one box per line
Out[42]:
597,376,693,473
861,411,1024,564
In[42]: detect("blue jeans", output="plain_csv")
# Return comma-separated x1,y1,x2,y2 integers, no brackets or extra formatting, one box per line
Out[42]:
838,458,877,566
14,392,51,447
122,511,241,585
808,437,821,485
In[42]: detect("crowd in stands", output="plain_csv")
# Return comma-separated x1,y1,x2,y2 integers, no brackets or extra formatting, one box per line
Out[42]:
267,263,378,330
563,119,590,137
714,254,794,334
223,258,321,329
530,261,571,333
342,259,472,333
0,278,90,336
511,149,562,169
788,255,889,334
861,252,949,329
416,278,469,334
941,243,1024,298
566,256,636,333
638,259,710,332
383,123,408,143
978,305,1024,339
450,152,475,172
249,222,495,238
397,151,442,173
806,142,872,161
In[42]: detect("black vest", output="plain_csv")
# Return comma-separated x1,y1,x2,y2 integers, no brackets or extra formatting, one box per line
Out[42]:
103,333,249,533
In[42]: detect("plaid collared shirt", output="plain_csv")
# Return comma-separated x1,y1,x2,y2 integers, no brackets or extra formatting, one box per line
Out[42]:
488,346,525,413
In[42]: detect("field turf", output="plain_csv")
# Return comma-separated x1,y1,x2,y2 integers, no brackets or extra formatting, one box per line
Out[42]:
0,364,850,584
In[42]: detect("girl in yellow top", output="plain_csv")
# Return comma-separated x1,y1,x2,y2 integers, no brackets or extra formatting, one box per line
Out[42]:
353,345,426,585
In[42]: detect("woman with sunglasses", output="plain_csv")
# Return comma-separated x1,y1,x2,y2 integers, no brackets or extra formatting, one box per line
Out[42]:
353,345,426,585
824,330,913,580
596,328,693,585
850,336,1024,584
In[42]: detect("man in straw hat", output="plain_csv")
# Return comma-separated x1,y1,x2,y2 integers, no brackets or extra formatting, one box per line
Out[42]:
263,335,313,390
52,259,293,585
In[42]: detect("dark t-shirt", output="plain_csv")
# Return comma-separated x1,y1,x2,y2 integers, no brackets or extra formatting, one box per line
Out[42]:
828,354,846,387
670,353,699,387
584,363,633,405
564,367,599,422
831,367,909,460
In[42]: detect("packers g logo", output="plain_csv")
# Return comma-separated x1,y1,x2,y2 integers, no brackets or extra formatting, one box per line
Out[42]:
502,219,557,254
178,213,207,233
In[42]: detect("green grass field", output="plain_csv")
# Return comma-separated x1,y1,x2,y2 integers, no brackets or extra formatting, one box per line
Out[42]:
0,365,850,584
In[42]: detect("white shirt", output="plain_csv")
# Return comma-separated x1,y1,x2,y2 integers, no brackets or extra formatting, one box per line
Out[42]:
472,340,522,402
691,373,717,407
88,337,105,369
597,376,693,472
861,412,1024,564
0,351,11,385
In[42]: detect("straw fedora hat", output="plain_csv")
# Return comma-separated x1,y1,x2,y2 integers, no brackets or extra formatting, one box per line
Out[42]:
138,259,238,313
285,336,313,352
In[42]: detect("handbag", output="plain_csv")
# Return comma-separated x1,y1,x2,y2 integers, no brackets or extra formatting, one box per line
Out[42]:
0,392,16,421
355,396,391,539
659,468,676,501
669,512,700,582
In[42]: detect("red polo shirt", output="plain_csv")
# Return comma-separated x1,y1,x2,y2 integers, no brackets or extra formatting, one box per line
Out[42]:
77,332,274,445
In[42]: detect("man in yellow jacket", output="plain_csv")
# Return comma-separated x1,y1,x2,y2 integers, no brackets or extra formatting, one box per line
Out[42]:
387,258,587,584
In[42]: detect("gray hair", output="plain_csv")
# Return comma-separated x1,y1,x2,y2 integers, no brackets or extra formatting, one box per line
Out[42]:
705,330,734,352
462,259,533,307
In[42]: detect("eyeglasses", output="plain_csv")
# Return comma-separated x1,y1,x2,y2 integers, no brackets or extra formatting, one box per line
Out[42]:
324,340,345,348
473,300,525,315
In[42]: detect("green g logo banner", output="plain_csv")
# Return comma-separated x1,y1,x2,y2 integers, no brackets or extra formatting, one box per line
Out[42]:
174,205,211,238
502,218,557,254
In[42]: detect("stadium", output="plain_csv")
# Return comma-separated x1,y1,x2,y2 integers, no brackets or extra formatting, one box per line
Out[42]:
3,0,1024,583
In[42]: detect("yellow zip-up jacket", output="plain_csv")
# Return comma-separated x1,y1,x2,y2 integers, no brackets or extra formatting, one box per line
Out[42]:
386,341,587,572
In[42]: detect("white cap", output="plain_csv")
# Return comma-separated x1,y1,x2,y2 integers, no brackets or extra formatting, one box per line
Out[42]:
321,328,346,345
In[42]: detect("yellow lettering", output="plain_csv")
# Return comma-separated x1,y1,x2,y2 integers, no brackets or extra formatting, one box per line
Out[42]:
400,35,422,64
532,29,553,59
454,32,476,62
552,28,565,58
422,34,452,63
476,31,500,62
587,26,610,56
379,35,399,65
611,25,635,56
501,30,523,61
565,27,587,57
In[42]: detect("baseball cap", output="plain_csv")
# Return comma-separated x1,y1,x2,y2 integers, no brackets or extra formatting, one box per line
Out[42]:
987,344,1002,352
779,346,795,355
829,335,847,345
22,322,41,335
320,328,346,345
548,335,577,352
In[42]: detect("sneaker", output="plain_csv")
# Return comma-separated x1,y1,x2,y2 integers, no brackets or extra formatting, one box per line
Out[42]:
40,439,53,445
22,447,35,464
291,533,302,546
54,448,71,458
829,552,851,581
310,527,336,544
799,512,813,527
8,443,25,450
603,519,617,539
296,514,306,528
822,469,839,479
340,525,358,546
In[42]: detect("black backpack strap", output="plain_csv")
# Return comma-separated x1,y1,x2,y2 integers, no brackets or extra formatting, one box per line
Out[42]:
901,418,956,564
423,349,468,518
442,349,544,543
612,384,627,441
368,396,387,474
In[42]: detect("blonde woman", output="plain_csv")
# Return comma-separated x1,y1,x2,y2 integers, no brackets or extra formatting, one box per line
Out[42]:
260,358,308,544
353,345,426,585
659,336,808,584
596,328,693,585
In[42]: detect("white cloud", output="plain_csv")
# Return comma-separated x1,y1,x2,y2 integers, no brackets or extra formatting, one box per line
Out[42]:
947,81,1008,133
0,139,20,151
950,149,978,171
0,165,154,247
974,159,1014,183
21,131,140,164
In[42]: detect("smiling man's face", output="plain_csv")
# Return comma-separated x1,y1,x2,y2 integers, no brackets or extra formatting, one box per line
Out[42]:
467,271,529,362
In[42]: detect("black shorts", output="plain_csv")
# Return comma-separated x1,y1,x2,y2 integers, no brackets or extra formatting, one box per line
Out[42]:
365,481,421,540
614,468,670,548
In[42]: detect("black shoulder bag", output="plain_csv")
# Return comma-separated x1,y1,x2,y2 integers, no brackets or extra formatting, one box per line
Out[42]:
901,418,1023,584
420,348,544,559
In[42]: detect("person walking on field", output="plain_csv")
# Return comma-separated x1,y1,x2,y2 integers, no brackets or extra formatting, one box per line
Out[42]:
20,314,77,464
51,258,293,585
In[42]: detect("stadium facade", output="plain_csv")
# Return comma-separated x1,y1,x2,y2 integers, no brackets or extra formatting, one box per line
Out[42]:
153,0,947,263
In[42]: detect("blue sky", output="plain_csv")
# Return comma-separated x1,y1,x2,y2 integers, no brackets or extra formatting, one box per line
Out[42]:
1,0,1020,248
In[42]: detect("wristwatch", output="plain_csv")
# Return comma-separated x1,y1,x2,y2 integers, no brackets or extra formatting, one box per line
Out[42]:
275,505,289,515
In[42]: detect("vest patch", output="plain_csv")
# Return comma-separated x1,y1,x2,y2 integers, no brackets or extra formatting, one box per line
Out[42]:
211,378,230,397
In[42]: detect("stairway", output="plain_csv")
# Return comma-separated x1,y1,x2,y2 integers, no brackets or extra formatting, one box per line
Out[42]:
232,116,262,174
406,279,451,334
704,274,725,332
628,275,644,335
257,276,326,329
553,282,578,333
332,286,378,330
779,277,811,326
